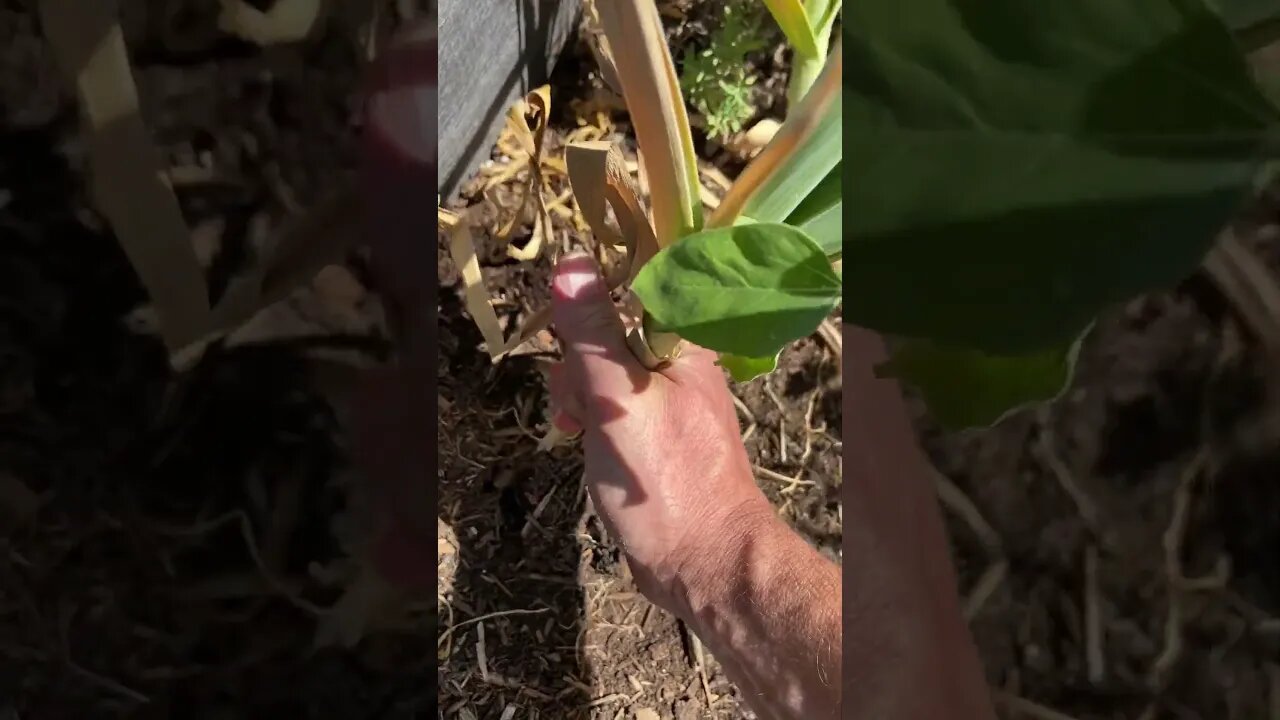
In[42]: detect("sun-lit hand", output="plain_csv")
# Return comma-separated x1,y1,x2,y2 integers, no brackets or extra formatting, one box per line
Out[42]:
546,252,778,612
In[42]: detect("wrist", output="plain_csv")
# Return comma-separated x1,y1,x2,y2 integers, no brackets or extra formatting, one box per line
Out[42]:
660,493,785,623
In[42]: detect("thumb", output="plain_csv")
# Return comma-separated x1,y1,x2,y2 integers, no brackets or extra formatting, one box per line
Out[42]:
551,252,647,413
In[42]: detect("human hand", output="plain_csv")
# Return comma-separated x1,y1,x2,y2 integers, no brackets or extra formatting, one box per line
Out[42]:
547,252,777,614
351,17,435,592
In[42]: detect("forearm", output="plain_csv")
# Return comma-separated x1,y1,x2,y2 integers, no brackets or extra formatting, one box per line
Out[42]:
840,325,996,719
672,509,842,720
663,328,994,720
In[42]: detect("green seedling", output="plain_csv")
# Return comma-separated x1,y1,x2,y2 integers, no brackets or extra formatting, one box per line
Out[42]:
679,1,768,139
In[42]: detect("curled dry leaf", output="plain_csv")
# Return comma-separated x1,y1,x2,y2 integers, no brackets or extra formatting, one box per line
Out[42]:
494,86,555,262
565,140,676,371
565,141,659,288
441,206,554,362
441,207,507,356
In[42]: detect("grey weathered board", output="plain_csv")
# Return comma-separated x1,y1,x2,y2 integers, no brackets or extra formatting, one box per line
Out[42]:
438,0,579,200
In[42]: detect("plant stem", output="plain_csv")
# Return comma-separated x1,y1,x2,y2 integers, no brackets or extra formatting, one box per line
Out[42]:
787,30,828,106
785,0,840,106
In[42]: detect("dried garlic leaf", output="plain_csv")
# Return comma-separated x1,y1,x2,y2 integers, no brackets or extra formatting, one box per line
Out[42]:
565,141,658,288
498,87,554,262
40,0,210,353
444,209,507,357
566,140,674,370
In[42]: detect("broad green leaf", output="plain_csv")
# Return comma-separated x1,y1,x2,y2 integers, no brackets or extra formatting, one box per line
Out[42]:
880,339,1081,429
719,353,779,381
844,0,1279,356
633,223,840,358
713,44,842,227
786,162,841,255
763,0,820,58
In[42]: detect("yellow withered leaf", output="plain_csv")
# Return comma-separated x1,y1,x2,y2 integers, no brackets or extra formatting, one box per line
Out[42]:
39,0,211,354
565,141,677,370
594,0,702,248
442,208,506,357
493,87,555,262
565,141,661,289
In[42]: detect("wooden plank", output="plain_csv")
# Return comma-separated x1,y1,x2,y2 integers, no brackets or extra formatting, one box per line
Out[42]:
438,0,578,200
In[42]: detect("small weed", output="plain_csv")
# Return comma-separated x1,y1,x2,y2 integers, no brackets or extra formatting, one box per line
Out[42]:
679,2,768,140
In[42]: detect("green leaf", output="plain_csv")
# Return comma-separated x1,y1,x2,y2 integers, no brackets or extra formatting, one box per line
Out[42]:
788,0,843,103
719,352,779,381
785,161,840,226
844,0,1279,356
739,56,841,224
880,339,1082,429
786,162,841,255
633,223,840,358
799,202,841,256
763,0,821,58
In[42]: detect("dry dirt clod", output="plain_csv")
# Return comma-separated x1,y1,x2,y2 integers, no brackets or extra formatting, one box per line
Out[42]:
724,117,781,159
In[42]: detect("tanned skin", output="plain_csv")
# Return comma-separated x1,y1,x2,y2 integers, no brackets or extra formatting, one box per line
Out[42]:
548,253,995,719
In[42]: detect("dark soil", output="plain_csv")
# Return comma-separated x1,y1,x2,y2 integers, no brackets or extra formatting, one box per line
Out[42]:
0,2,431,718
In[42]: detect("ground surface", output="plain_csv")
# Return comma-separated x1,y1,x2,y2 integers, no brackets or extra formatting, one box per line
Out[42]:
438,4,1280,720
0,1,431,718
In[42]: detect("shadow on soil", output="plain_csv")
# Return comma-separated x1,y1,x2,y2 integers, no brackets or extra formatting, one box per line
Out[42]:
438,286,612,718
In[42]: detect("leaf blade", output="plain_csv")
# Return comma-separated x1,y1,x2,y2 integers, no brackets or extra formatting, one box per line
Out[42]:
632,223,840,357
880,339,1082,429
785,161,841,255
40,0,211,353
844,0,1279,355
763,0,821,58
719,353,779,381
596,0,702,246
712,44,843,227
